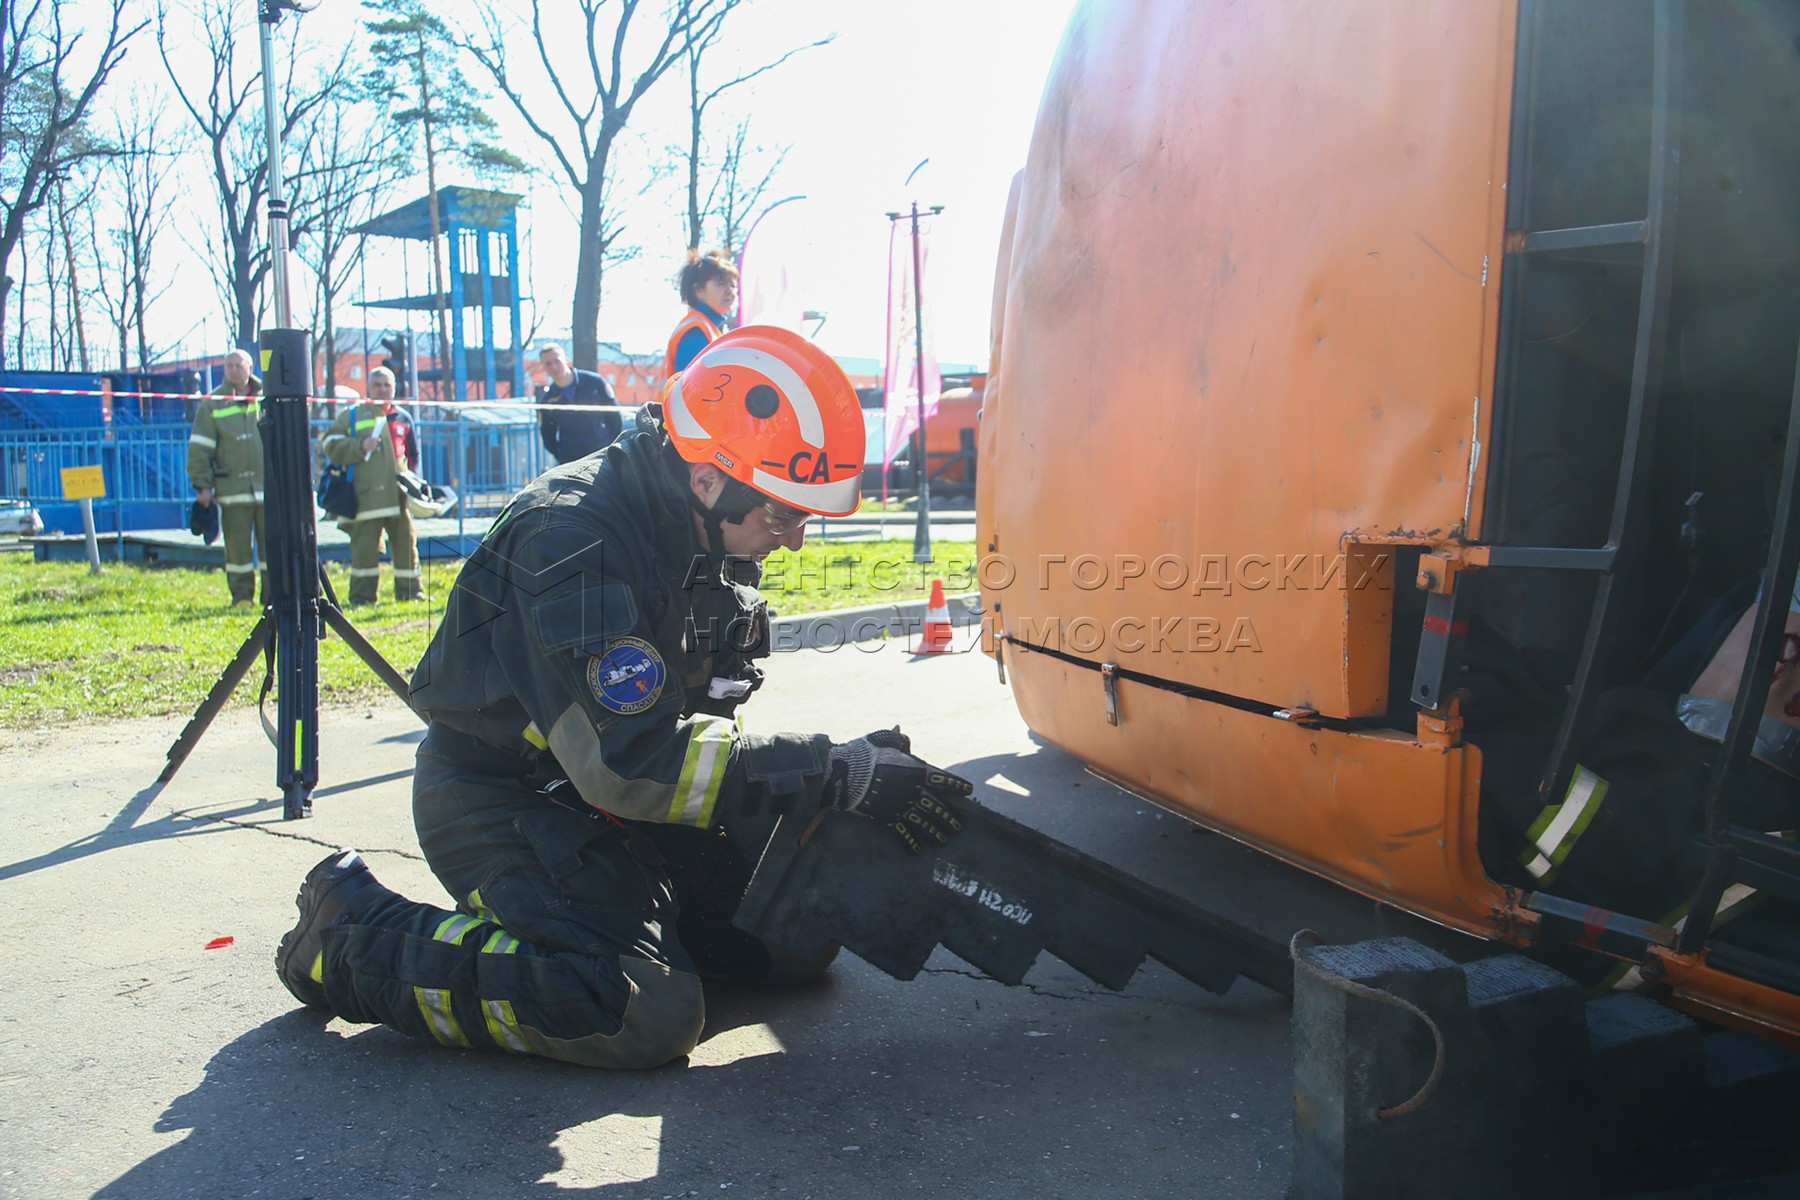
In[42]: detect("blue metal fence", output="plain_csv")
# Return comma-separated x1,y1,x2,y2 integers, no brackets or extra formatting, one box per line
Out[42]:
0,425,190,533
0,416,552,535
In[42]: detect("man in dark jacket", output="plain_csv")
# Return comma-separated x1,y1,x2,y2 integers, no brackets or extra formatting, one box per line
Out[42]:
274,326,970,1069
536,343,622,464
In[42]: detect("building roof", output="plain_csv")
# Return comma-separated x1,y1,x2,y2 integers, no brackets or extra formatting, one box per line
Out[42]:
358,275,518,311
354,187,524,239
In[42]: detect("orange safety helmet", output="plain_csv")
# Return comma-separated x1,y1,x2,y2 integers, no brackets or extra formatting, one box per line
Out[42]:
663,325,865,517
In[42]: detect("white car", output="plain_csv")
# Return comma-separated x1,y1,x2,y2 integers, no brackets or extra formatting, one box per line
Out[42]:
0,500,44,537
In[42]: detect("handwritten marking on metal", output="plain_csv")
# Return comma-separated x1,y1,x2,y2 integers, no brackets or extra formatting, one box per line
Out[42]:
931,861,1035,926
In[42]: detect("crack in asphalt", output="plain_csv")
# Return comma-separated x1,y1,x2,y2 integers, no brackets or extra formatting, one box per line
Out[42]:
167,805,426,863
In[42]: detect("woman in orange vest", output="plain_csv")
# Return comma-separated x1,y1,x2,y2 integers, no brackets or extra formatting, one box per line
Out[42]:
663,249,738,382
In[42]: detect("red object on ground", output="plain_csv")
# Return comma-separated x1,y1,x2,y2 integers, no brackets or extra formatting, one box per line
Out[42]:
915,578,954,655
203,936,235,950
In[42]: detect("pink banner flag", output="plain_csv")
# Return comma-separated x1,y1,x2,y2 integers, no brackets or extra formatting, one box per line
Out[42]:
883,212,940,469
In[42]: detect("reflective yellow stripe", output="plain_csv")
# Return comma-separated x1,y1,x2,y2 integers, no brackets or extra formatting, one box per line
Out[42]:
414,986,471,1047
468,888,495,921
483,998,531,1054
480,929,521,955
213,403,258,418
667,715,734,827
522,721,548,750
1518,765,1608,882
293,721,302,771
484,504,516,541
432,913,480,945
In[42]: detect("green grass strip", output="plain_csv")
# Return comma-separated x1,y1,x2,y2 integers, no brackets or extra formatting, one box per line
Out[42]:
0,538,976,728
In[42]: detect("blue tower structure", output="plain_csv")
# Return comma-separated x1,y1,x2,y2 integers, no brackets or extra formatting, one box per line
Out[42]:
354,186,528,401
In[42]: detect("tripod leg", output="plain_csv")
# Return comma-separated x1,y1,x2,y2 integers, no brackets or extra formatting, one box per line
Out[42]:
319,598,421,717
161,614,274,783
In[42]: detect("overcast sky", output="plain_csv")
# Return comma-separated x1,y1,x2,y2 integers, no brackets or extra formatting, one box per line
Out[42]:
129,0,1082,370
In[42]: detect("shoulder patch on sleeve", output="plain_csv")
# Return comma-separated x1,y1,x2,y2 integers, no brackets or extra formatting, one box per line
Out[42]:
587,636,666,714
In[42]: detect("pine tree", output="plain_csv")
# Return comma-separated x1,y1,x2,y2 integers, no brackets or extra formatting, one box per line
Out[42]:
362,0,523,399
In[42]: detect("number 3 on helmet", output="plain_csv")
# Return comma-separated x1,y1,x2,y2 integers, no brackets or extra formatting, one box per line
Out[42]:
663,324,866,517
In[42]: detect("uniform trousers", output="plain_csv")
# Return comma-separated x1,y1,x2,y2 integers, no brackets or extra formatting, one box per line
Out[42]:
317,731,833,1068
347,509,419,604
218,500,265,604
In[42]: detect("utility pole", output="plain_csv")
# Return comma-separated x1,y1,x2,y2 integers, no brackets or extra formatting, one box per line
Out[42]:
886,196,943,563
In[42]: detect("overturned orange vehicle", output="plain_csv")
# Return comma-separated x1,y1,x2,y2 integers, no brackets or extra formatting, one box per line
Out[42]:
979,0,1800,1046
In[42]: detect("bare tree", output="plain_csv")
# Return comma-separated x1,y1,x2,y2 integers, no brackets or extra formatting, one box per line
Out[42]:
0,0,141,369
464,0,751,370
364,0,524,399
295,91,404,402
158,0,349,349
92,101,177,371
50,168,94,369
680,24,827,254
707,118,789,256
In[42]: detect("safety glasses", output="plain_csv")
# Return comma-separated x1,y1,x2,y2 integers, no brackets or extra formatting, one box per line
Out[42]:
759,500,811,536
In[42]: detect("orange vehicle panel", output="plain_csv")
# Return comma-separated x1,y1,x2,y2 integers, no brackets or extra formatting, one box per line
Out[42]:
1000,640,1512,935
979,0,1800,1047
924,386,982,484
1648,950,1800,1053
979,0,1515,719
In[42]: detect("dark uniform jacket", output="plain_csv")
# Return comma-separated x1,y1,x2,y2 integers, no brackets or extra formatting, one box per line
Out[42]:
537,368,622,464
411,426,829,827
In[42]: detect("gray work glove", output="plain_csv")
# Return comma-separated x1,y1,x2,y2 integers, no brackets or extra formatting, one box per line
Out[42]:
823,727,970,854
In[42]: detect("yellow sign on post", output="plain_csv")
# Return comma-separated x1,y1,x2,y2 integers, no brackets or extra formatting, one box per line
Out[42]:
60,465,106,500
58,465,106,574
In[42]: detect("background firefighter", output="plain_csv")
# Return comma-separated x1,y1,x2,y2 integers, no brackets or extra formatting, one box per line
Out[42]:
318,366,421,605
186,348,265,607
274,326,970,1069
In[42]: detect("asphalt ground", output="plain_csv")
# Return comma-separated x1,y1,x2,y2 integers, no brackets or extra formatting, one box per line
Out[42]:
1,638,1321,1200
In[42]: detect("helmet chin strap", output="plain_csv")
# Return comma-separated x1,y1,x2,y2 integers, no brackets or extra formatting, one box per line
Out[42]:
685,475,763,586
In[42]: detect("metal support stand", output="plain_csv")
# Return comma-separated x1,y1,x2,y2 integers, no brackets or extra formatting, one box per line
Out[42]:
158,0,416,820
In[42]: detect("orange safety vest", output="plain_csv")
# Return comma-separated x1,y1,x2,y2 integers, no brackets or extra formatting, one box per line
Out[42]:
663,307,723,383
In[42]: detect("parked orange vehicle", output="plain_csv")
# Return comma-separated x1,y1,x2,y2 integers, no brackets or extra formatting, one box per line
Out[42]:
979,0,1800,1045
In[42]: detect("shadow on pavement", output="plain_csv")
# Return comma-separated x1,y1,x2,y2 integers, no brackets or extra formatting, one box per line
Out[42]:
93,963,1288,1198
0,784,279,884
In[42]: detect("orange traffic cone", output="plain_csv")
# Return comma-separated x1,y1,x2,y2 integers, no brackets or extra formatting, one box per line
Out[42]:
914,578,954,655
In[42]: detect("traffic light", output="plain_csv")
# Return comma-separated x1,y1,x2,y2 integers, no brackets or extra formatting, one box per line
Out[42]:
379,332,413,397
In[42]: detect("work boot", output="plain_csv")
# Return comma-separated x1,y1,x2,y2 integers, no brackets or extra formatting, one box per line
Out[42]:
275,848,380,1010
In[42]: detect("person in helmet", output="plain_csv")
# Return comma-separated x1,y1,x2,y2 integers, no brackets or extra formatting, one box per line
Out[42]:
663,249,737,383
275,326,970,1069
